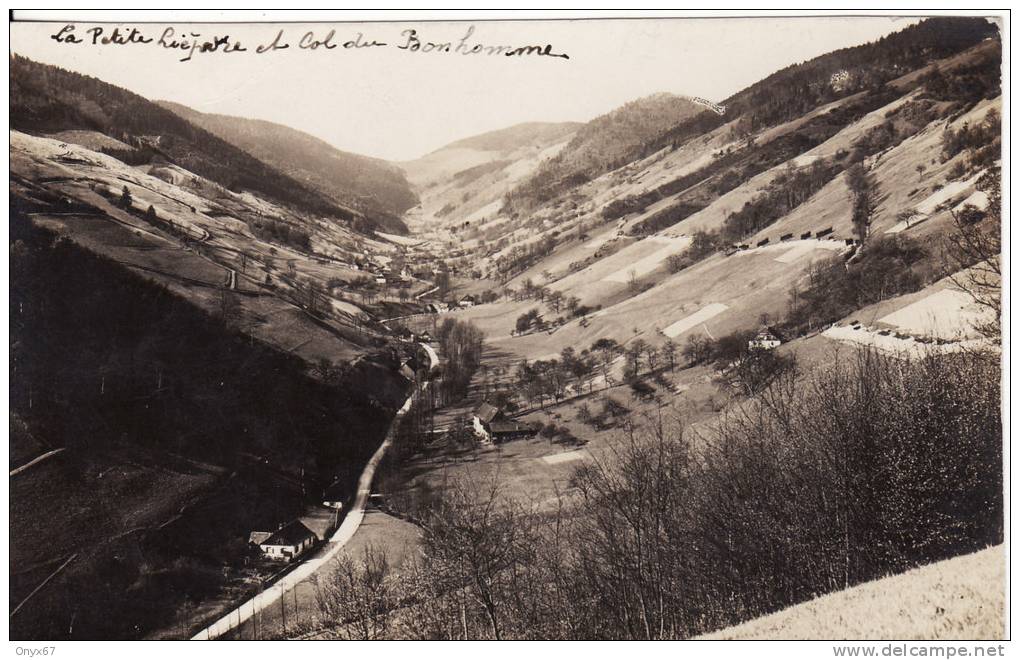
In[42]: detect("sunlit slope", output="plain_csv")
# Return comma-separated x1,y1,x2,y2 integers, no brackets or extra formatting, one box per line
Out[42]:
700,546,1004,640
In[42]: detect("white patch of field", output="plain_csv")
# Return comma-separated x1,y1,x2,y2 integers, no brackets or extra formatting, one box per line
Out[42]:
542,450,587,465
584,229,618,252
791,153,824,167
915,170,985,215
603,235,692,283
774,243,818,263
821,324,986,357
148,165,191,187
662,303,729,338
463,198,503,225
954,190,989,212
878,288,989,339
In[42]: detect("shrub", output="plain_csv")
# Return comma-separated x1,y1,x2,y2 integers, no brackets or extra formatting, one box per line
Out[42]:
601,396,630,419
947,160,968,180
629,379,656,399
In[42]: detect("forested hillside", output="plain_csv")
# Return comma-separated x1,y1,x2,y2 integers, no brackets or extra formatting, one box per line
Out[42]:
506,94,704,210
637,16,999,159
505,17,997,213
442,122,581,153
159,101,416,232
8,207,405,639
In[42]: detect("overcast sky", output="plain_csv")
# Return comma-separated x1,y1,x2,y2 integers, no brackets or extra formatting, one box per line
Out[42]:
11,16,921,161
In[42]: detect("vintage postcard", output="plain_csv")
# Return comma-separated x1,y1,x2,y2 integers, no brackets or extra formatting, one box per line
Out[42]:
7,9,1007,649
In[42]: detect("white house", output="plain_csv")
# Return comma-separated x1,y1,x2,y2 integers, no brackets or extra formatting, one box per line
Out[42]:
251,520,317,562
749,327,782,351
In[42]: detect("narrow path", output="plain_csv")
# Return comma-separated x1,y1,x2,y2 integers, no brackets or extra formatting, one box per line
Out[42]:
10,448,65,477
414,284,440,300
10,554,78,618
190,345,435,640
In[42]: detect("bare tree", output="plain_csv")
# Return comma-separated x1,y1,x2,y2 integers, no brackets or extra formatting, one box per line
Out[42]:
846,163,879,245
413,478,537,640
661,339,678,372
315,545,394,639
947,169,1001,339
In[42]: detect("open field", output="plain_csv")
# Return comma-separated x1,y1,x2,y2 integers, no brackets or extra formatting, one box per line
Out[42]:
821,325,986,358
394,355,726,519
878,288,990,339
602,235,691,282
662,303,729,338
9,21,1003,642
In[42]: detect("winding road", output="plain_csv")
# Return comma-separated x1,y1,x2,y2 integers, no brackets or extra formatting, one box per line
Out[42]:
190,344,435,640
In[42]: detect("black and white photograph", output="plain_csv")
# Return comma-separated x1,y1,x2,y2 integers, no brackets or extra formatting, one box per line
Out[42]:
6,8,1009,650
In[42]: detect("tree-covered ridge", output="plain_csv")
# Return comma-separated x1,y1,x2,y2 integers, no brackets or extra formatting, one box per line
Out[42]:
441,121,581,153
9,55,374,231
506,94,705,210
158,101,417,229
506,17,998,213
638,17,1000,158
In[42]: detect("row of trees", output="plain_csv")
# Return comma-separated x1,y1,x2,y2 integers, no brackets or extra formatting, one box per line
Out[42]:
315,346,1002,639
510,283,588,336
512,278,580,310
492,235,558,284
433,318,485,406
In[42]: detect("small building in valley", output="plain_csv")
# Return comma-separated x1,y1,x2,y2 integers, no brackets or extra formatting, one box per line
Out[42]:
472,402,537,444
749,327,782,351
251,521,317,562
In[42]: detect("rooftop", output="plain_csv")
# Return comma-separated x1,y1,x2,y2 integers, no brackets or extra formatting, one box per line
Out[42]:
260,520,316,547
473,402,501,424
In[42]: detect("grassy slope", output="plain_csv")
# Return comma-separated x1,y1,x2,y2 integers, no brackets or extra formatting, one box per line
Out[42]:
9,130,394,355
402,124,579,241
433,46,1000,365
700,546,1004,640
